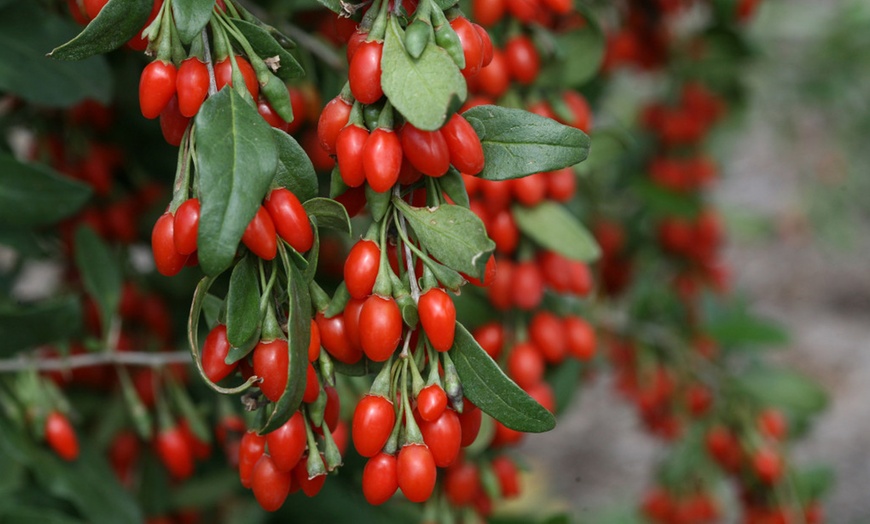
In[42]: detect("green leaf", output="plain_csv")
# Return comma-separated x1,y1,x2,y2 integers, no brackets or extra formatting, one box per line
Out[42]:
394,199,495,280
0,4,111,106
791,466,834,502
546,358,582,414
0,154,91,227
632,179,701,218
49,0,152,60
450,323,555,432
537,7,604,88
225,255,261,348
0,297,82,355
438,167,470,208
232,19,303,80
302,198,351,235
512,202,600,262
201,293,224,329
172,0,215,44
0,418,143,524
738,367,828,416
258,260,310,434
313,0,342,14
195,87,279,275
272,129,318,202
463,105,590,180
381,16,466,131
706,309,789,348
74,225,122,339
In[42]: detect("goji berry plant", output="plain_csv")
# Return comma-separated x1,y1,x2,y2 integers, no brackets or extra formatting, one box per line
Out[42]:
0,0,830,522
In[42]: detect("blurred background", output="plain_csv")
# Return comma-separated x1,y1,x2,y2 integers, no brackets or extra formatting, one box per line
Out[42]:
518,0,870,522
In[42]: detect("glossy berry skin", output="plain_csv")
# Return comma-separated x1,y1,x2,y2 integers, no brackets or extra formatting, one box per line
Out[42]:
475,48,510,99
418,409,461,467
362,452,399,505
352,395,395,458
266,411,306,472
258,98,289,131
344,239,380,299
303,363,319,403
253,339,289,403
315,311,362,364
242,206,278,260
472,0,505,27
418,288,456,352
214,56,259,100
202,324,237,383
504,35,540,85
140,60,177,119
317,96,352,154
336,124,369,187
308,319,321,362
400,124,450,177
343,297,366,353
561,90,592,132
238,430,266,488
176,58,209,117
359,295,402,362
45,411,79,461
251,454,293,511
152,212,188,276
349,41,384,104
511,261,544,310
451,17,484,78
440,113,485,175
173,198,200,256
154,425,195,480
417,384,447,422
364,128,402,193
159,95,190,146
295,460,327,497
397,444,437,503
264,188,313,253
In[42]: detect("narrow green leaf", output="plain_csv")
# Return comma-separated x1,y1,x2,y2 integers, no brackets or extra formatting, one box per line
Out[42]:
450,323,555,432
706,310,789,348
313,0,342,14
0,297,82,355
225,256,261,348
201,293,224,329
512,202,600,262
381,16,467,131
438,167,470,208
258,260,309,434
271,129,318,202
195,87,279,275
537,7,604,88
172,0,215,44
738,368,828,416
0,4,111,106
49,0,152,60
394,200,494,279
232,19,303,80
0,154,91,227
74,225,122,339
463,105,590,180
302,198,351,235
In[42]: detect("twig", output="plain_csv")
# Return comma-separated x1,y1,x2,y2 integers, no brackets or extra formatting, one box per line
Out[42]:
0,350,191,373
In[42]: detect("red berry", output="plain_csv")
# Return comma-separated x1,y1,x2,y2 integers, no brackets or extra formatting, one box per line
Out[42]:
418,288,456,352
359,295,403,362
317,96,352,154
364,128,403,193
264,188,314,253
201,324,237,383
266,411,307,472
344,239,381,299
349,41,384,104
253,339,289,403
336,124,369,187
154,425,194,480
152,212,188,276
140,60,177,119
251,454,293,511
440,113,485,175
417,384,447,422
176,58,209,117
362,452,399,505
397,444,437,503
214,56,259,100
173,198,200,256
242,206,278,260
352,395,396,458
400,123,450,177
45,411,79,461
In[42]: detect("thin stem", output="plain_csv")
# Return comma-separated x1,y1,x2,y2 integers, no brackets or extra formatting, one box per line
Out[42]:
0,350,192,374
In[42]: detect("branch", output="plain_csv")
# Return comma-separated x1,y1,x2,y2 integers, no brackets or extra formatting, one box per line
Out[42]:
0,350,191,373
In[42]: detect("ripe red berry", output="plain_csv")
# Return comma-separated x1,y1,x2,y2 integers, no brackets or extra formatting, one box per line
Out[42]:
400,123,450,177
440,113,485,175
201,324,237,383
173,198,200,256
397,443,437,503
364,128,403,193
140,60,177,119
352,394,396,458
359,295,403,362
264,188,314,253
253,339,289,403
317,96,352,154
214,56,260,100
418,288,456,352
336,124,369,187
504,35,540,85
176,57,209,117
265,411,307,472
238,430,266,488
349,41,384,104
242,206,278,260
154,425,195,480
45,411,79,461
362,452,399,505
251,454,293,511
344,239,381,299
152,212,188,277
417,384,448,422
